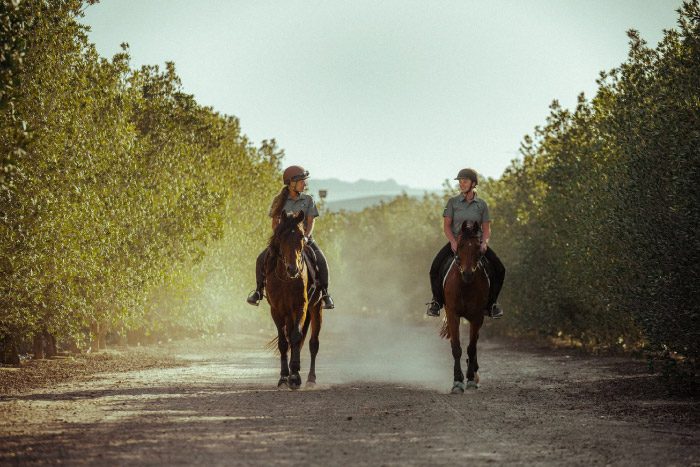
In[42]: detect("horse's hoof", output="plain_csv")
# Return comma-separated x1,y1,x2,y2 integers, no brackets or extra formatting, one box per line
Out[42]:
277,377,289,388
466,380,479,389
475,372,480,384
451,381,465,394
288,374,302,390
305,380,316,388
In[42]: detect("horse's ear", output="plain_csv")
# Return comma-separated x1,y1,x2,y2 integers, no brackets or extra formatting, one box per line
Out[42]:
461,220,469,233
473,221,480,233
294,210,305,225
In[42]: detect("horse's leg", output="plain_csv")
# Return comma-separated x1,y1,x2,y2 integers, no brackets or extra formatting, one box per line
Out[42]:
287,310,305,390
465,320,482,388
273,311,289,388
448,310,465,394
307,304,322,386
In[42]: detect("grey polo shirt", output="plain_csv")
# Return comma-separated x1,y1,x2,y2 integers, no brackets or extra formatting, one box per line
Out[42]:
270,192,320,219
443,193,491,237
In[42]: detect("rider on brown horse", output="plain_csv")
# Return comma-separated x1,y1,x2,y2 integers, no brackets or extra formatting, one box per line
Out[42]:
247,165,335,309
426,168,505,318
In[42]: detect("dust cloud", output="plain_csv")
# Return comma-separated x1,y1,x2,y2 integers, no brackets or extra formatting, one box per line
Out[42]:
320,312,452,390
221,270,494,392
213,215,493,391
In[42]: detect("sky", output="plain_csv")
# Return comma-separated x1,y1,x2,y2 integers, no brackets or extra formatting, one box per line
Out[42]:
81,0,683,190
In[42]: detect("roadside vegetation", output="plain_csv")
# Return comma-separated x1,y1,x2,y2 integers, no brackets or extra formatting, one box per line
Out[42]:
2,0,697,389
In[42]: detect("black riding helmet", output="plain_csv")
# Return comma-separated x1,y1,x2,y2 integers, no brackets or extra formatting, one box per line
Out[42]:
454,168,478,185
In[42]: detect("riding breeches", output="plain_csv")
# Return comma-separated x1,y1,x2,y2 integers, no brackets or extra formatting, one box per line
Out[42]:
429,243,505,307
483,246,505,306
307,240,330,290
429,243,454,306
255,239,330,291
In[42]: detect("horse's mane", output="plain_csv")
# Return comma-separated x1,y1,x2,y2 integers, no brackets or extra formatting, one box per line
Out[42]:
267,212,303,251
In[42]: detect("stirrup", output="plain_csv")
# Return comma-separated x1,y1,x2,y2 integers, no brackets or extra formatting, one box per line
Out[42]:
321,291,335,309
487,303,503,319
426,300,441,317
246,290,263,306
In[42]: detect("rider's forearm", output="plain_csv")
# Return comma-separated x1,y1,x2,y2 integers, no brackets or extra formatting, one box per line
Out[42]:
443,218,456,244
305,216,315,238
481,222,491,244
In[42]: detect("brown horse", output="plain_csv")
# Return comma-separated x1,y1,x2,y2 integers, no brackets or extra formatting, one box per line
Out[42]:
265,211,323,390
440,220,489,393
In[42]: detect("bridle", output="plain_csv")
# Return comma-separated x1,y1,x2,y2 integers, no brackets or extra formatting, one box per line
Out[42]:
271,232,306,281
454,234,484,275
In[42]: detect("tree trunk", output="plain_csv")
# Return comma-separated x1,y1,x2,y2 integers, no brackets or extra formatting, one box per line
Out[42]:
33,333,45,360
66,337,80,354
90,321,99,352
43,330,57,358
0,337,20,365
98,328,107,350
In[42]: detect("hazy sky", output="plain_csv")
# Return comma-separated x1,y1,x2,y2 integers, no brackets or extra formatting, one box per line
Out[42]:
82,0,683,189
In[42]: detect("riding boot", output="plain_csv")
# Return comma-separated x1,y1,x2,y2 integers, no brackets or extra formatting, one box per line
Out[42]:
321,289,335,309
246,249,267,306
426,299,442,317
246,288,264,306
428,243,452,317
486,303,503,319
309,240,335,309
483,247,505,319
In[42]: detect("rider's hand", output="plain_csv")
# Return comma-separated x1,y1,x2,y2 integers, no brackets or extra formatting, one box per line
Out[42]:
450,239,458,252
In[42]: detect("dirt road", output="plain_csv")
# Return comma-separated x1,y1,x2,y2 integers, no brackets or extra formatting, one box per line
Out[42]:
1,315,698,466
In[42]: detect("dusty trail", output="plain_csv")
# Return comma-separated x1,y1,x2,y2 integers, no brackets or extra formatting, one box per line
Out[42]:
1,314,698,466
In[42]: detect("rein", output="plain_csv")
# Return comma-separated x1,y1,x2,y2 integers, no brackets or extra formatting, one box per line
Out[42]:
454,233,484,275
270,248,305,281
455,254,485,275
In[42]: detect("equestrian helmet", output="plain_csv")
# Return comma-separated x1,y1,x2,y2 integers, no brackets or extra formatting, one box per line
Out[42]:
454,168,478,185
283,165,310,184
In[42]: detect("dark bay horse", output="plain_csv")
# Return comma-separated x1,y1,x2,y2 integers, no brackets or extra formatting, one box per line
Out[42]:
440,220,489,393
265,211,323,390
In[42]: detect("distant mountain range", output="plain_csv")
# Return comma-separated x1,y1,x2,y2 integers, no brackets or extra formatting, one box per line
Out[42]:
306,178,439,212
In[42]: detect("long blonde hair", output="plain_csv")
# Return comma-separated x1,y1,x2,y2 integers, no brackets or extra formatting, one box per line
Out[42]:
268,186,290,220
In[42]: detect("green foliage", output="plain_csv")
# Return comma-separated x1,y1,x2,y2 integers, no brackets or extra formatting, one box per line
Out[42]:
2,0,698,370
489,2,699,356
0,0,280,354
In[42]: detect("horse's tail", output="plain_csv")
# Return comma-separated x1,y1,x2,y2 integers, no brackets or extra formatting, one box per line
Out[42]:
439,317,450,340
266,336,279,353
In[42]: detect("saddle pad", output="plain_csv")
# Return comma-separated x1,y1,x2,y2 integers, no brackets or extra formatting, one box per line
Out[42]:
442,258,456,290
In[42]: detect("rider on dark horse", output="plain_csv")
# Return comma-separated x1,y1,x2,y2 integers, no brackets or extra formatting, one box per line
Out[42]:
426,168,505,318
247,165,335,309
